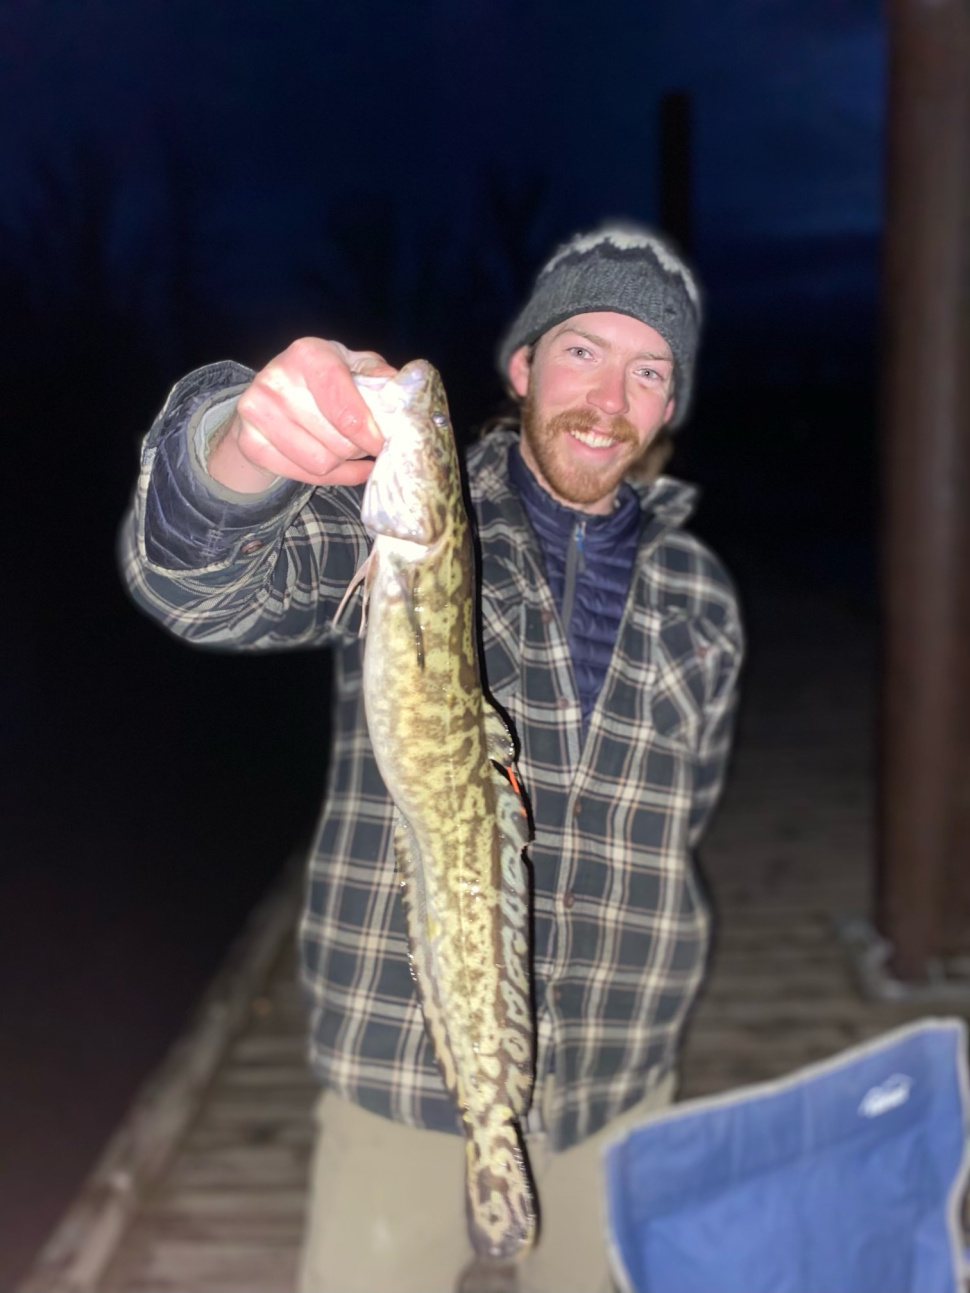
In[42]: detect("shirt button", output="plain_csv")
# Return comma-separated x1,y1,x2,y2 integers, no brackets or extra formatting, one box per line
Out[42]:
557,696,570,710
562,891,575,909
572,800,582,816
541,610,554,626
239,539,264,555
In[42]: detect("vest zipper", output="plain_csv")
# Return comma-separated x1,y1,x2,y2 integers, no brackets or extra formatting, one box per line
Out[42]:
561,519,586,634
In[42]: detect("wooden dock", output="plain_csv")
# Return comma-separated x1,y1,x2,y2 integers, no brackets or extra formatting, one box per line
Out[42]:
20,561,962,1291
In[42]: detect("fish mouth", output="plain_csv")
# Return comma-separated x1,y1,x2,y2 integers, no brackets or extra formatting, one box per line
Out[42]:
362,464,440,545
355,359,435,417
356,358,451,544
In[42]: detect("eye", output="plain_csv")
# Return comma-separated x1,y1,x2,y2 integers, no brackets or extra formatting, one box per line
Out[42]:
636,365,671,385
567,345,593,360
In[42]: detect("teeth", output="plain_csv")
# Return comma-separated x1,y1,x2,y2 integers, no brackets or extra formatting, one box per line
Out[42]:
571,429,616,448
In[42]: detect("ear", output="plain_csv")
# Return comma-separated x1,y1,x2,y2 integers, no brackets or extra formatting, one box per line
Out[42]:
661,397,676,427
507,345,531,399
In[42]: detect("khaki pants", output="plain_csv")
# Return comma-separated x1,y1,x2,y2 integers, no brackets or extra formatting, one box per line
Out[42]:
298,1073,675,1293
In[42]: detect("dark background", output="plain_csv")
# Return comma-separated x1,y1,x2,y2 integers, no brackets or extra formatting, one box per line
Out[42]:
1,1,883,1284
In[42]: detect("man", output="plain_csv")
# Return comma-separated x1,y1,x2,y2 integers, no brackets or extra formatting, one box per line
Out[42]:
120,224,743,1293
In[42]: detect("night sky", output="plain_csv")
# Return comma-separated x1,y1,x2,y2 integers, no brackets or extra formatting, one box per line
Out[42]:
1,0,884,369
1,1,885,1283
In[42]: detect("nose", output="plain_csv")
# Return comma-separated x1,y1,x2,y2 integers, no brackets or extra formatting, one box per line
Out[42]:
587,364,629,417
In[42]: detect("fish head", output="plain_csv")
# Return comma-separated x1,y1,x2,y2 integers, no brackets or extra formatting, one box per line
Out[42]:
357,359,456,547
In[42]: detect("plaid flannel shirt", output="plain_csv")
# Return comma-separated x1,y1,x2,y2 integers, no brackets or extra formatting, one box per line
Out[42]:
120,362,744,1151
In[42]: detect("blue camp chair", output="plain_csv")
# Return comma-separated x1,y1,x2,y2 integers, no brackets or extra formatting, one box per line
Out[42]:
602,1019,970,1293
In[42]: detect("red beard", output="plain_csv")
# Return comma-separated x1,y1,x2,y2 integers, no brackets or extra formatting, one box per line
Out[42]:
521,394,641,509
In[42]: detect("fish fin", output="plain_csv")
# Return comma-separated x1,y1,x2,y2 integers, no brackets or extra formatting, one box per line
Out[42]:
489,759,531,856
483,704,530,845
332,549,377,636
393,813,459,1098
464,1116,538,1262
483,706,516,766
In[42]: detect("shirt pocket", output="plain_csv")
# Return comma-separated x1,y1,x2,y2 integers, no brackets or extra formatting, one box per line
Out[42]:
650,612,725,750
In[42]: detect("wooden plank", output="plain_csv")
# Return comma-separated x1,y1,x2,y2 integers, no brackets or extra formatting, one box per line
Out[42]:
165,1144,312,1191
106,1240,299,1293
198,1092,316,1126
18,861,305,1293
215,1064,319,1090
182,1122,315,1153
156,1189,306,1216
229,1034,308,1062
699,973,857,1002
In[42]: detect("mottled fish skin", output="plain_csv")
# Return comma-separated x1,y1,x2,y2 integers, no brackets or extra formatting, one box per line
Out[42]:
354,360,537,1262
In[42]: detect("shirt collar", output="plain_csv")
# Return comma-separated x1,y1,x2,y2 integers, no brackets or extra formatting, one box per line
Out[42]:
507,441,643,550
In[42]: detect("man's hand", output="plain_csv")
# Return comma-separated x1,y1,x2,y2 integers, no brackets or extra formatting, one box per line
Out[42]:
206,338,396,494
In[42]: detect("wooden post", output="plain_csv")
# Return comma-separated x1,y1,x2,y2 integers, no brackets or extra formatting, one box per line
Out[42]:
876,0,970,980
659,91,691,255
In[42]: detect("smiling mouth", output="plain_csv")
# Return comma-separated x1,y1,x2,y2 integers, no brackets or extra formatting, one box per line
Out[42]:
569,428,618,449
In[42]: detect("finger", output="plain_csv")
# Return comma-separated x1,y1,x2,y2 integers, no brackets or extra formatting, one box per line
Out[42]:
237,381,370,478
235,419,376,488
291,341,388,458
258,350,385,461
322,457,377,487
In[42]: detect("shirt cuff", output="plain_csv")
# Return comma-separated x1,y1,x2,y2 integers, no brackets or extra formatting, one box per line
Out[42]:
142,362,306,570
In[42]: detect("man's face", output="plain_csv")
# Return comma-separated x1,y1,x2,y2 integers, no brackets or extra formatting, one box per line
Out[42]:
508,311,677,515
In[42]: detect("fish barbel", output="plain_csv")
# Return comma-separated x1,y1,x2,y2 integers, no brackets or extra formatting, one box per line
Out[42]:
350,359,537,1262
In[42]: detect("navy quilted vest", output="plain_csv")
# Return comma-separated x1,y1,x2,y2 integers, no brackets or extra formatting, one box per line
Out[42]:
508,444,642,730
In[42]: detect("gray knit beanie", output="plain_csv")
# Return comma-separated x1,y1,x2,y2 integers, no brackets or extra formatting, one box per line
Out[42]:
496,222,702,427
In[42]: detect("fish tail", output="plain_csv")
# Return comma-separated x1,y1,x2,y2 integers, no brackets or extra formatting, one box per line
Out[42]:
464,1116,537,1262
